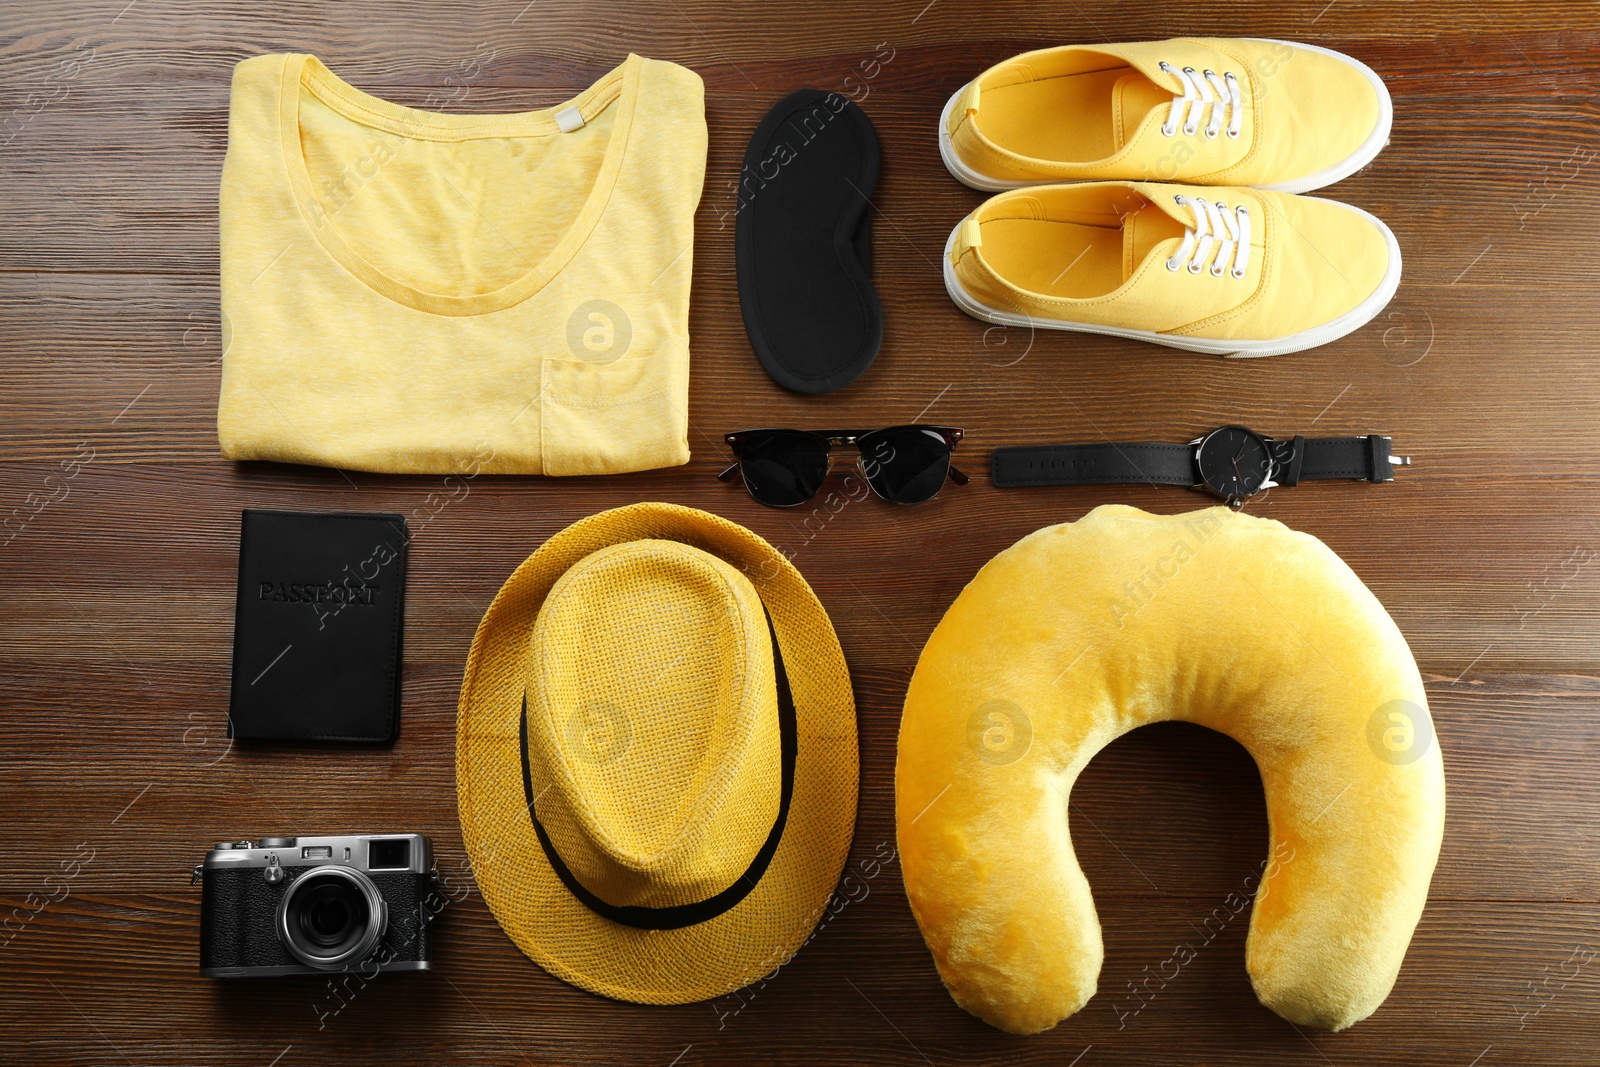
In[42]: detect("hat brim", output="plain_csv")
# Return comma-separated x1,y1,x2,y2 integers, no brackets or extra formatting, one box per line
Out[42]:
456,503,859,1004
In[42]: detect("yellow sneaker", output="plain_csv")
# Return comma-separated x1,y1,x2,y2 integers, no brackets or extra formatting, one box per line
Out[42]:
943,182,1400,358
940,38,1391,194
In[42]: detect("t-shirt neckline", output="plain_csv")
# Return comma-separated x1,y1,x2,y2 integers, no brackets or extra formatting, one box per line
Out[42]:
277,52,642,317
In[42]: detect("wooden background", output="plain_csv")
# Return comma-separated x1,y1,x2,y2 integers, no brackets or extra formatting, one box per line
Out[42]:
3,1,1597,1064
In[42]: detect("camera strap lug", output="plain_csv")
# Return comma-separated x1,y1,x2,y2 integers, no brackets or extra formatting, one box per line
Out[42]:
191,864,204,885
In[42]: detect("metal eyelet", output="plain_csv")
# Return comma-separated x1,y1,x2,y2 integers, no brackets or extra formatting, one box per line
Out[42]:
1166,258,1182,272
1182,122,1198,135
1187,260,1204,275
1227,128,1241,139
1210,263,1226,277
1161,123,1176,137
1231,266,1247,279
1173,194,1186,205
1237,206,1249,217
1204,127,1218,140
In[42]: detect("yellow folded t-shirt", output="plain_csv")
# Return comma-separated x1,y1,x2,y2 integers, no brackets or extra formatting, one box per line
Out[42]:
217,53,706,475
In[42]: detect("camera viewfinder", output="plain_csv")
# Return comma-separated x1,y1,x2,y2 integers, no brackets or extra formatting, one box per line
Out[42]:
368,838,410,870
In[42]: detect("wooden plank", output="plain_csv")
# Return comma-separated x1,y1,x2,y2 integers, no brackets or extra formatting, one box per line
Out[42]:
2,272,1600,452
0,459,1598,664
0,673,1596,905
0,894,1593,1065
4,86,1599,277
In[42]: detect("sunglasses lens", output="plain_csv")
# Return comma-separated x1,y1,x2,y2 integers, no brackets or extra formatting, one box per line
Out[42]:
738,432,830,507
860,428,952,504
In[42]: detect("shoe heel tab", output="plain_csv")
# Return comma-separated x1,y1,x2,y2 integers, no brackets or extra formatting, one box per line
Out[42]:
950,217,983,264
949,81,980,134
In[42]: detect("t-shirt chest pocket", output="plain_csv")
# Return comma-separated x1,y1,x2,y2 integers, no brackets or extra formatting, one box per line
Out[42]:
539,301,689,476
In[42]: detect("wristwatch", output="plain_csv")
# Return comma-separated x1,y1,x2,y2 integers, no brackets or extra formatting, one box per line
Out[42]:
990,426,1412,504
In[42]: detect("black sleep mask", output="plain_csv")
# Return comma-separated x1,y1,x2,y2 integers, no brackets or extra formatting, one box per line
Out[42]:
735,88,884,395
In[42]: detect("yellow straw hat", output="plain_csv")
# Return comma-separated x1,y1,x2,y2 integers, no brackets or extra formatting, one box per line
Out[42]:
456,502,858,1003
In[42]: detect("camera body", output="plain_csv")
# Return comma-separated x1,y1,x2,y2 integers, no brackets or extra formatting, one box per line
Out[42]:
198,834,434,978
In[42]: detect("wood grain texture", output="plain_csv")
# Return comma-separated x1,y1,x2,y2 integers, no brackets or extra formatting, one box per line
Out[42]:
2,1,1598,1064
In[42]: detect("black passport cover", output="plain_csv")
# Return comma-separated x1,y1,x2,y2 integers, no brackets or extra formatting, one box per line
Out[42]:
228,509,407,742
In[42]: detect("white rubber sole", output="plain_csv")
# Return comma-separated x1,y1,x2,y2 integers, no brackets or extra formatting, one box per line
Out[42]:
937,38,1393,195
941,200,1403,358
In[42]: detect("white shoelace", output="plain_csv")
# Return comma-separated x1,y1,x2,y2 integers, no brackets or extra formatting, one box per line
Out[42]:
1158,61,1242,140
1165,194,1251,279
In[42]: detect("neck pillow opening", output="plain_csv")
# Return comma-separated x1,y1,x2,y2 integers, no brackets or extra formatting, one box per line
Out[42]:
896,505,1445,1034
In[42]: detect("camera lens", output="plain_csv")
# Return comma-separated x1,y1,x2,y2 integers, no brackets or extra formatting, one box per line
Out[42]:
276,867,387,970
302,884,354,945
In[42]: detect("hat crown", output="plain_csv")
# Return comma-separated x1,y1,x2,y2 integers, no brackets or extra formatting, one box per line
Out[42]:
528,540,781,907
457,501,861,1004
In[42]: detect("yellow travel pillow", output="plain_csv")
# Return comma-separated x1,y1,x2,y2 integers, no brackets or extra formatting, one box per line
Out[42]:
896,505,1445,1034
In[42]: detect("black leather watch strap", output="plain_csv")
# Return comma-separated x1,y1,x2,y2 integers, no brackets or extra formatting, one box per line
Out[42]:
993,434,1400,490
991,443,1195,488
1290,435,1395,484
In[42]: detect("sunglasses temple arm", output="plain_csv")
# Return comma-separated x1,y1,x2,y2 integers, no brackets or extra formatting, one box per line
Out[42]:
947,464,970,486
717,461,741,483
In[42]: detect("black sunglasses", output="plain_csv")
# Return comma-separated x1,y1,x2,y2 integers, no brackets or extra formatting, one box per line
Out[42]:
719,426,968,507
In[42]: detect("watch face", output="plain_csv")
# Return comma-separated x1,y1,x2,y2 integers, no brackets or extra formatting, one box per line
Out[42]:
1196,426,1273,500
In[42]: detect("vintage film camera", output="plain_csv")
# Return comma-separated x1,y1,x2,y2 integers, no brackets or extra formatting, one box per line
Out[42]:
196,834,434,977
